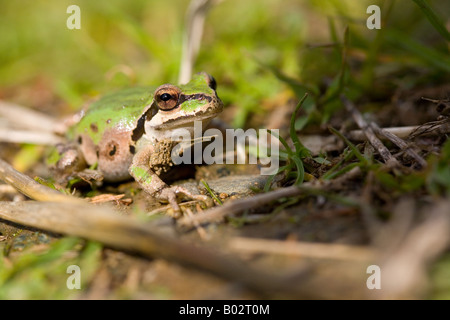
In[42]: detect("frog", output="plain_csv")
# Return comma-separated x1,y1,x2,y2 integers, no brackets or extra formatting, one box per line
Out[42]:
50,72,223,213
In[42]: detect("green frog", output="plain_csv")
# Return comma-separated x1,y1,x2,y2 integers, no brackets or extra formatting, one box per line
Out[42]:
49,72,223,212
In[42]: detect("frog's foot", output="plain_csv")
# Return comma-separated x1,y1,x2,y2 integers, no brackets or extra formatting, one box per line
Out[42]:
156,186,208,214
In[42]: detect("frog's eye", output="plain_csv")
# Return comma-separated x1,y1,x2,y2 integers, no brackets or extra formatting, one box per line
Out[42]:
160,93,172,101
154,85,181,111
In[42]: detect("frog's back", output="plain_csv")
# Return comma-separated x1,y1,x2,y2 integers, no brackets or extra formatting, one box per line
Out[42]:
69,87,155,182
69,87,155,144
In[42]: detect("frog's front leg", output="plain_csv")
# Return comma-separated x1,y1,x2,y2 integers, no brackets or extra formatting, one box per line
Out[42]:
129,143,207,213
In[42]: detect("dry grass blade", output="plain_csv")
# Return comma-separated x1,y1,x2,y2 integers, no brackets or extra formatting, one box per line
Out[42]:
0,128,63,145
408,118,450,139
179,0,219,84
0,100,58,132
370,122,427,168
347,121,450,141
229,237,377,262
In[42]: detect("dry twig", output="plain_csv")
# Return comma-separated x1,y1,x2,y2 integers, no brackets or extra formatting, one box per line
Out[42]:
341,95,400,167
347,121,450,141
370,122,427,168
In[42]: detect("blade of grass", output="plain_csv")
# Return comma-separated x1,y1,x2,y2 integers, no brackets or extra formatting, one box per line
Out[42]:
412,0,450,42
386,29,450,73
263,164,293,192
290,93,310,154
323,162,361,181
321,148,356,180
201,179,223,205
320,26,349,107
328,126,367,164
291,156,305,185
267,129,292,155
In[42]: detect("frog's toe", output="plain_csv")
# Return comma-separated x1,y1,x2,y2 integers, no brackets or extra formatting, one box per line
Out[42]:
76,169,104,184
167,191,181,214
171,186,207,202
156,186,207,215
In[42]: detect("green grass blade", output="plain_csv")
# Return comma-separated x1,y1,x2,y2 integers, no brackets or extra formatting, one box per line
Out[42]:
289,93,309,154
386,29,450,72
268,129,293,155
201,179,223,205
323,162,360,181
328,126,367,164
320,26,349,106
321,148,355,180
291,156,305,185
263,164,293,192
413,0,450,42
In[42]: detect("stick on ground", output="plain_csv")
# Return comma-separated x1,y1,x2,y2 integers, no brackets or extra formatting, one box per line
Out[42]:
0,158,322,298
341,95,401,167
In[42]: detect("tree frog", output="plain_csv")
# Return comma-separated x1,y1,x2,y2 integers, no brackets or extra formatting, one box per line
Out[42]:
51,72,223,212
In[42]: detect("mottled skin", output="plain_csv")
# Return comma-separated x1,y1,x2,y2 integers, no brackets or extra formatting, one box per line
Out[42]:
54,73,223,212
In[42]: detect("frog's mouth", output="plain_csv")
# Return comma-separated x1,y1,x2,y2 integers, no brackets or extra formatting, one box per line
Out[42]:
151,112,218,131
146,102,222,131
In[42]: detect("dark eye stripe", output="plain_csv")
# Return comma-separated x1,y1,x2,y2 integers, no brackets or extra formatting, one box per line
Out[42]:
156,94,213,112
131,103,158,142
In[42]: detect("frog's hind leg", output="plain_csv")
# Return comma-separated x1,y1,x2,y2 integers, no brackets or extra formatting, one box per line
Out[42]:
50,142,105,187
49,143,87,183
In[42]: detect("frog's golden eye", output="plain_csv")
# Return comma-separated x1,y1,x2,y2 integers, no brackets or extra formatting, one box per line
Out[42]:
154,85,181,111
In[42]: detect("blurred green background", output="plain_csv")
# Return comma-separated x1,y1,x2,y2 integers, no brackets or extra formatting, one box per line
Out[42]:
1,0,448,128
